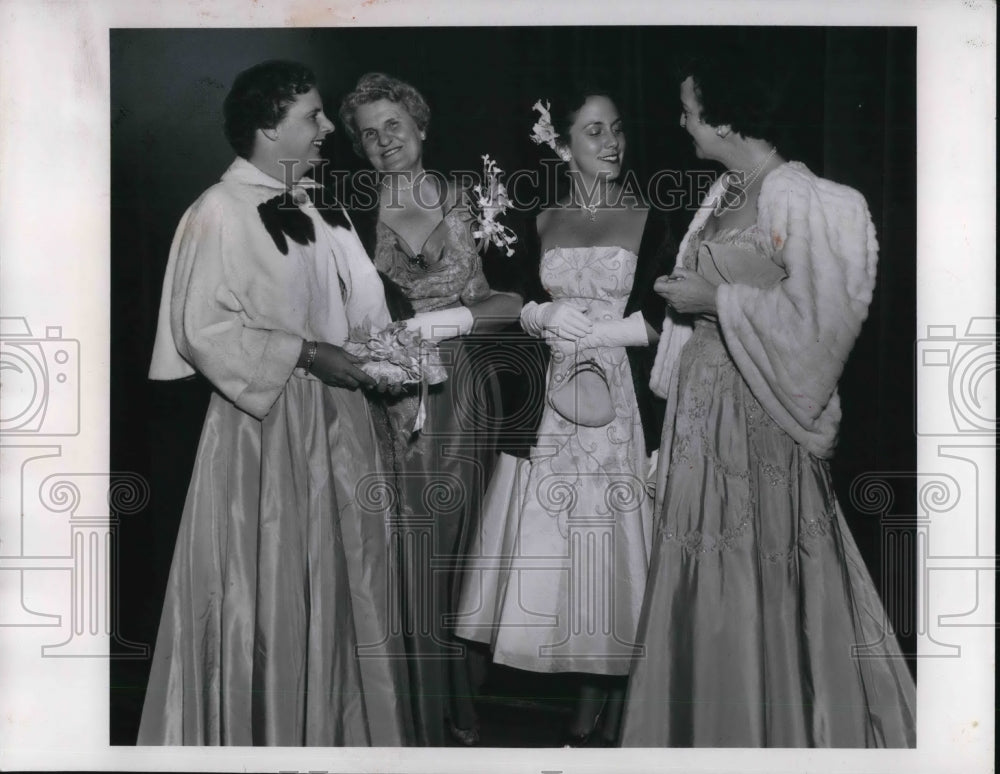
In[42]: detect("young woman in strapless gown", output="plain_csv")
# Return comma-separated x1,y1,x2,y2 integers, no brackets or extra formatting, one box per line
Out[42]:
455,86,675,746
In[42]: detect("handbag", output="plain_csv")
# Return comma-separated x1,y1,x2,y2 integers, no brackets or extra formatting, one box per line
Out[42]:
546,356,615,427
697,240,787,289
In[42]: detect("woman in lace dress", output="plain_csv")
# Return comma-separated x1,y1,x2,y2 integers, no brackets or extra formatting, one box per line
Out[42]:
455,87,674,746
339,73,522,746
619,55,916,747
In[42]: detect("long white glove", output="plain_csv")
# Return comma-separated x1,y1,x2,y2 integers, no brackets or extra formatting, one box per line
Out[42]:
519,300,593,340
575,311,649,348
404,306,474,342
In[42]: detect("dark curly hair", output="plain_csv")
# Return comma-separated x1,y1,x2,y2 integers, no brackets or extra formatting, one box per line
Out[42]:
338,72,431,157
549,82,619,144
223,60,317,159
675,46,791,146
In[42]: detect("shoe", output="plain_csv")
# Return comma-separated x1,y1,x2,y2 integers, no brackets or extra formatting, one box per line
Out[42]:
449,721,480,746
561,706,606,748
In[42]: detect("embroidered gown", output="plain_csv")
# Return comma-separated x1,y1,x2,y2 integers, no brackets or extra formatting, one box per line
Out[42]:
620,195,917,746
455,235,668,675
370,197,503,745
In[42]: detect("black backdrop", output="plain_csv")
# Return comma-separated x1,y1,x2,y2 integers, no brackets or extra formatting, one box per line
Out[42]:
110,26,916,744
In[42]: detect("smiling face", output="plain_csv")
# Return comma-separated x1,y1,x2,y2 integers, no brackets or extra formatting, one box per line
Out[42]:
562,95,625,181
679,76,723,162
266,87,335,181
354,98,425,174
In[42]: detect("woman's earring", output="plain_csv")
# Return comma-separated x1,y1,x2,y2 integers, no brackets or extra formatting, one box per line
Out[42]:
715,125,731,138
420,131,426,140
557,147,572,162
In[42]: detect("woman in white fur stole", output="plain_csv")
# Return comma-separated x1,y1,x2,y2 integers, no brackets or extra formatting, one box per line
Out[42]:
619,52,916,747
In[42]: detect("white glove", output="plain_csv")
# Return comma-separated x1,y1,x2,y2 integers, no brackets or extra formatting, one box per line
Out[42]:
519,300,593,340
575,311,649,349
404,306,474,342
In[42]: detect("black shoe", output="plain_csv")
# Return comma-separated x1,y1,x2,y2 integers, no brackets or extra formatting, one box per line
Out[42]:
449,721,480,746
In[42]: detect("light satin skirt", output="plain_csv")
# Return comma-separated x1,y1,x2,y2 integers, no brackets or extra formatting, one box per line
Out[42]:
455,341,653,676
137,376,413,746
620,322,916,747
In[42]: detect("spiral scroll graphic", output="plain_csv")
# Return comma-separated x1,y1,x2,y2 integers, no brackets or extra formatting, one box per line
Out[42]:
39,477,81,514
107,472,151,515
355,474,399,514
848,475,894,515
536,476,578,516
603,476,646,514
918,475,961,516
420,473,465,516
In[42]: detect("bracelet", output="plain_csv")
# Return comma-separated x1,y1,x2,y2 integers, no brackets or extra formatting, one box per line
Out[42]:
302,341,319,372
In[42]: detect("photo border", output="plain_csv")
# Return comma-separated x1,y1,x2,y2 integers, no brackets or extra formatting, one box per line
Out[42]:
0,1,994,772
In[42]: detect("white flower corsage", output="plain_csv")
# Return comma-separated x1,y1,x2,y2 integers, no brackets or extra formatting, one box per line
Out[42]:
470,154,518,257
530,99,559,151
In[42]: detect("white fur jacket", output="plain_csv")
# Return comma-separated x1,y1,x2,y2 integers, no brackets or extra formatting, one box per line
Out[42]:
650,161,878,459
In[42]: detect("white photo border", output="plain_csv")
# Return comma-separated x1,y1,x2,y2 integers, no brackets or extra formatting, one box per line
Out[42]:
0,1,994,772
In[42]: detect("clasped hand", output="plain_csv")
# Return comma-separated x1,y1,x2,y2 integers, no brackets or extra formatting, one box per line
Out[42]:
537,301,593,341
654,268,718,315
309,342,404,395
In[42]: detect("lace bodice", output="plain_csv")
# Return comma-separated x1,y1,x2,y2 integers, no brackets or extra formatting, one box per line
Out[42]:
374,205,491,314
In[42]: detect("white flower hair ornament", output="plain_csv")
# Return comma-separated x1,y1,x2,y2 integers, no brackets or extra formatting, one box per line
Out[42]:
531,99,568,160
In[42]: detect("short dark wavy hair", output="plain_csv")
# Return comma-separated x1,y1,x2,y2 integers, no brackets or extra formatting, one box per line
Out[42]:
223,60,317,159
338,72,431,157
676,47,791,146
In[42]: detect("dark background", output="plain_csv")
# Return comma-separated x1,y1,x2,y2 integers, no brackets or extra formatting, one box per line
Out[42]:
110,26,917,745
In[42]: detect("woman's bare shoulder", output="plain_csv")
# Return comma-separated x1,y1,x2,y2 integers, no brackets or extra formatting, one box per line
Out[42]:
536,205,566,234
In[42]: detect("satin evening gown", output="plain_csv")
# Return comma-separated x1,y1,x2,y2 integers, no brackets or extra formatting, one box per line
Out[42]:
619,225,916,747
371,201,502,745
138,379,412,745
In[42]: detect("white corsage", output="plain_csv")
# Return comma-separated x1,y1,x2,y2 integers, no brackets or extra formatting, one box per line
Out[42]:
530,99,559,151
470,154,518,257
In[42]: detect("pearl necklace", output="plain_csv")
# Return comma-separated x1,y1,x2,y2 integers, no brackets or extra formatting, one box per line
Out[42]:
714,147,777,216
